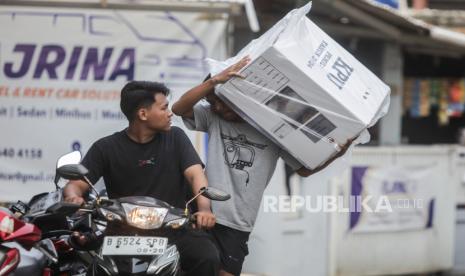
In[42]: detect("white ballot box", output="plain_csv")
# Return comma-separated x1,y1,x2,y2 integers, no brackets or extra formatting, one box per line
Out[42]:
216,8,390,169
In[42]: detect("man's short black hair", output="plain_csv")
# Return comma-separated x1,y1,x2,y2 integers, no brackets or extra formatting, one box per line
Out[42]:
120,81,170,122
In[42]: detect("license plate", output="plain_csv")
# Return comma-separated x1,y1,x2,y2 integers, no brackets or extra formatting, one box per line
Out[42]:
101,236,168,256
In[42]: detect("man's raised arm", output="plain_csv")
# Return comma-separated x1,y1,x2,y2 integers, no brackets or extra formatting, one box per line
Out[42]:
172,56,250,119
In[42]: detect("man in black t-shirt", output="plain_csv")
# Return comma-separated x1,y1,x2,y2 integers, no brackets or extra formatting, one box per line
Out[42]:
63,81,219,276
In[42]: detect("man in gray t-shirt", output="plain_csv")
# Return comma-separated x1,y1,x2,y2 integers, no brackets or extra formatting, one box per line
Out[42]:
183,103,301,232
172,56,352,276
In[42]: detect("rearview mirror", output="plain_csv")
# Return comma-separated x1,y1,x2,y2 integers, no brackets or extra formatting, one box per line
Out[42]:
185,187,230,214
54,152,100,198
54,151,83,187
56,164,89,181
56,151,81,168
200,187,231,201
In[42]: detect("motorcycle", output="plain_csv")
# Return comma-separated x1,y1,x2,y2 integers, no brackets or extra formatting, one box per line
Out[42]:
7,151,92,276
49,151,230,275
0,207,59,276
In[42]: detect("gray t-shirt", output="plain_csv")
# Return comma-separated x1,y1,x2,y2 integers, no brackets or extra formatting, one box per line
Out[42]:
183,103,301,232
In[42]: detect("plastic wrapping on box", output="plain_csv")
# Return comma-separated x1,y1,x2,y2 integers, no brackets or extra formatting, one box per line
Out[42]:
206,1,390,169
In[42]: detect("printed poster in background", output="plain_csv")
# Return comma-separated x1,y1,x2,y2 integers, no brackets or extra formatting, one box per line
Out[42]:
375,0,399,9
350,165,436,233
0,6,227,201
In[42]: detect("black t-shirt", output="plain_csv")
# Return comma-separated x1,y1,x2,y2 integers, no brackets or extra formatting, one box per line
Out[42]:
81,126,202,209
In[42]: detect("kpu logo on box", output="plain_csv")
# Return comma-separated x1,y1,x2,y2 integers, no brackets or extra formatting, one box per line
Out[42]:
327,57,354,90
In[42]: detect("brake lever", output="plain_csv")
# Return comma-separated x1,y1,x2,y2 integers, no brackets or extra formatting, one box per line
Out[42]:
78,200,97,212
97,198,113,206
189,215,196,224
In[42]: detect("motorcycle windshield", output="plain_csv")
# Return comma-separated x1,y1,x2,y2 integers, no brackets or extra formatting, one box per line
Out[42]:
27,190,63,215
116,196,173,209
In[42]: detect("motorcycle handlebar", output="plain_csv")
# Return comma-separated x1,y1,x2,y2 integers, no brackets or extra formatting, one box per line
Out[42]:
80,204,93,210
80,198,113,210
41,230,73,239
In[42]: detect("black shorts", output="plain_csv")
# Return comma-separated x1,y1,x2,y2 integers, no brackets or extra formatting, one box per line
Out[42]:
209,223,251,276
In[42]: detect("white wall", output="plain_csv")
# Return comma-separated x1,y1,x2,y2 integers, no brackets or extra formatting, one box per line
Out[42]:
243,146,459,276
331,146,456,276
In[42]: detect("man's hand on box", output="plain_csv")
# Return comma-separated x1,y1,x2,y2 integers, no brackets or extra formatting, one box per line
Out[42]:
296,136,358,177
334,136,357,158
211,56,250,84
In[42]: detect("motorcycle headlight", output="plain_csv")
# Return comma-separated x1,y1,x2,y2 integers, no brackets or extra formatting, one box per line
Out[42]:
122,203,168,230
